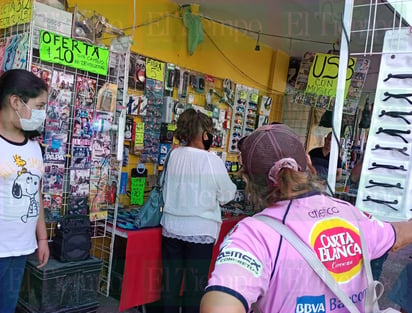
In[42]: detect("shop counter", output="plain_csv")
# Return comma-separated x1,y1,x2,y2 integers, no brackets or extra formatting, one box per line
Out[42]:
116,215,245,312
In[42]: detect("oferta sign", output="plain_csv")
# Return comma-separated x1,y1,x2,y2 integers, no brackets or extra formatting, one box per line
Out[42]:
39,30,109,75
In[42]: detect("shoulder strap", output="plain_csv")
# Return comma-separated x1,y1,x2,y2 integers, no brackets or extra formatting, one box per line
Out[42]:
157,149,173,187
254,215,361,313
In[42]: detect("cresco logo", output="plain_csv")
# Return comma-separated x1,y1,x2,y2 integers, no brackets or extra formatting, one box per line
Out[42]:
308,207,339,219
309,218,362,283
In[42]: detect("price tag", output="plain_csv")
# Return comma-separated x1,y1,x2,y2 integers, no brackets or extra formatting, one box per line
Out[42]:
39,30,109,75
146,58,165,81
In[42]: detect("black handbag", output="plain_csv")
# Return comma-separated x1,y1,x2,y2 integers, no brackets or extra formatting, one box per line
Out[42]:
133,150,172,229
52,214,91,262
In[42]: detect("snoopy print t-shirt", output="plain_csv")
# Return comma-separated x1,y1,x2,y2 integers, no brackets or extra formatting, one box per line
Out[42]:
0,135,44,257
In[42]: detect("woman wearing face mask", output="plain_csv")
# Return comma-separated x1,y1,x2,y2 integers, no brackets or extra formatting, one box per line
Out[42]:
0,69,49,313
158,108,236,313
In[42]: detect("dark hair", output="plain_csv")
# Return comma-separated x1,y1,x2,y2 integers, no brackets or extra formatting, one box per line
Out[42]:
0,69,48,109
174,108,213,143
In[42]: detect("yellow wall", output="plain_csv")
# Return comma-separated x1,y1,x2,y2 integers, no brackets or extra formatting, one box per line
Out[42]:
66,0,288,94
66,0,290,206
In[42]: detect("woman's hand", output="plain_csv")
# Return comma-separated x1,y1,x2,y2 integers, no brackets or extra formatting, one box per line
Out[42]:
36,239,50,269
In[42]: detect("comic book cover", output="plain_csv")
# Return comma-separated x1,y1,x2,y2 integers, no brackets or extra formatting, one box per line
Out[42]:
43,130,68,163
68,195,89,215
69,169,90,197
72,107,94,143
75,75,97,108
96,82,117,113
42,163,64,194
45,90,71,132
71,146,92,169
31,65,51,89
43,193,62,222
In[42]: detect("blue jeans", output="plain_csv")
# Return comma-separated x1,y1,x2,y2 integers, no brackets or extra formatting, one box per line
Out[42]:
0,255,27,313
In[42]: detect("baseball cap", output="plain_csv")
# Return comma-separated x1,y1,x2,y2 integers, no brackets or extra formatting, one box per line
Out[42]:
238,124,307,185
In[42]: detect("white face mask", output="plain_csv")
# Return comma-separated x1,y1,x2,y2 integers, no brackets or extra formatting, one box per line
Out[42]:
16,100,46,131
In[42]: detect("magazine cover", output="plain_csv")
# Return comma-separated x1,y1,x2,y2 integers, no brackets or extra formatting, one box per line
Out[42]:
45,90,71,132
43,130,68,163
75,75,97,108
68,195,89,215
69,169,90,197
72,107,94,142
96,82,117,113
50,70,74,91
31,64,51,88
42,163,64,194
71,146,92,169
43,193,62,222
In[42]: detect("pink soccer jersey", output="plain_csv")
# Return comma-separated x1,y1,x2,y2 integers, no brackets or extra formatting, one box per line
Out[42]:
207,193,395,313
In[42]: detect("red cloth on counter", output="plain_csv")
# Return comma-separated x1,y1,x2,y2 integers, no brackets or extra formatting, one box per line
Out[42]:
118,216,244,312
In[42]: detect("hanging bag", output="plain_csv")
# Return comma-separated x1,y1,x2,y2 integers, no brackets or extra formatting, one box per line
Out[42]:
133,150,172,229
254,215,400,313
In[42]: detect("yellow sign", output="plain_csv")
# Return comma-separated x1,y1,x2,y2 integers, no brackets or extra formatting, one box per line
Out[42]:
306,53,356,97
0,0,33,29
146,58,164,82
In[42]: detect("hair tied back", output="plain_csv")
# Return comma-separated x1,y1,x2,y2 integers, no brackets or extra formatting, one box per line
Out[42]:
268,158,300,186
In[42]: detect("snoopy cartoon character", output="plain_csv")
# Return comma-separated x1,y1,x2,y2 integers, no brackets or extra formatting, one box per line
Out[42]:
12,155,41,223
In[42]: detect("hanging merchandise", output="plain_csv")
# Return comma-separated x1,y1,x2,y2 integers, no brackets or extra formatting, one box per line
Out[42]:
243,88,259,136
165,63,175,93
356,28,412,222
129,54,146,90
257,96,272,127
229,84,248,153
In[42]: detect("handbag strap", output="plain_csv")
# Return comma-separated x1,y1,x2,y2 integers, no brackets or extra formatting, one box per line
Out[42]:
254,215,361,313
157,149,173,187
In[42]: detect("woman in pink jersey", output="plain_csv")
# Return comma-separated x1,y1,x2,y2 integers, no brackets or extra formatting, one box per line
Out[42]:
201,124,412,313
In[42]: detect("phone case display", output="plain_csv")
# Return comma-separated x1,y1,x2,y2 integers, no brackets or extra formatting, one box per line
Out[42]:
228,85,258,153
243,88,259,135
356,28,412,222
257,96,272,127
128,54,146,91
140,76,163,162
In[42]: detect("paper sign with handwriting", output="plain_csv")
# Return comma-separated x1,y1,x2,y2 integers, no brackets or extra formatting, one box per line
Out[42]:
39,30,109,75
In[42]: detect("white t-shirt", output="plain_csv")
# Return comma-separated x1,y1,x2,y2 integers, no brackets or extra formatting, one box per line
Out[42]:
161,147,237,240
0,135,44,257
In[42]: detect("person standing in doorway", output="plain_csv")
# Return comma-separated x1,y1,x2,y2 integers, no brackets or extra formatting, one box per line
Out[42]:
0,69,49,313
